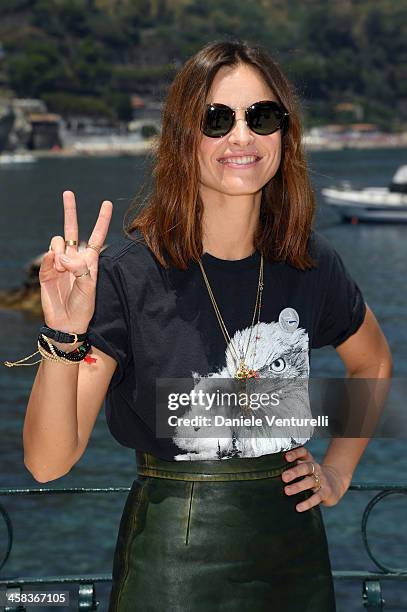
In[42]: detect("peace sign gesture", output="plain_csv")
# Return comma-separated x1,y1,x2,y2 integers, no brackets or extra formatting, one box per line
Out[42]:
39,191,113,336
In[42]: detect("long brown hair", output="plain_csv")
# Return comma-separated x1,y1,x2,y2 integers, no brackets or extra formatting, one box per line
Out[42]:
124,40,317,270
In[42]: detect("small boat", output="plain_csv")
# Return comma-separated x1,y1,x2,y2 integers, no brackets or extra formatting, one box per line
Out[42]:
321,165,407,223
0,152,37,164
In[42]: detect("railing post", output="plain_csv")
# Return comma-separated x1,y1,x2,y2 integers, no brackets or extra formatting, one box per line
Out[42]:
78,583,99,610
362,580,385,610
4,585,25,611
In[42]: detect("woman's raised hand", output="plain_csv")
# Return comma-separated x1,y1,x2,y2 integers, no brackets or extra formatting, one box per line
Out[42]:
39,191,113,335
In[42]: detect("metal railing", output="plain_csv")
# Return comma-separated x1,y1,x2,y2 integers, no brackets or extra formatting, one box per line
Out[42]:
0,483,406,611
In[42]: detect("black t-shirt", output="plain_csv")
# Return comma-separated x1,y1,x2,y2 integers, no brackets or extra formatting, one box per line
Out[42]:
87,228,366,461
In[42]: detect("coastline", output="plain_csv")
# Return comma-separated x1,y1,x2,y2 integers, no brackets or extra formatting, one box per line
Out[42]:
27,138,156,158
2,135,406,160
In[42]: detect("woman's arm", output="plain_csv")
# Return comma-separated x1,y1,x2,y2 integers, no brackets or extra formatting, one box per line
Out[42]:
281,303,393,511
23,192,116,483
321,303,393,489
23,346,117,483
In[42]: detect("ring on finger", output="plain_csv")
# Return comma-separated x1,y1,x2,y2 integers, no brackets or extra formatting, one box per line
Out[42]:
307,462,321,491
65,240,77,247
87,242,102,254
74,269,91,278
311,472,322,491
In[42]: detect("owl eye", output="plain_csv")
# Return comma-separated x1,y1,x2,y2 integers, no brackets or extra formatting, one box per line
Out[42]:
270,358,286,373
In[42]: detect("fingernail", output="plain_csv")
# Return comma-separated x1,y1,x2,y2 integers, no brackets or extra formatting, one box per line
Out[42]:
60,256,70,262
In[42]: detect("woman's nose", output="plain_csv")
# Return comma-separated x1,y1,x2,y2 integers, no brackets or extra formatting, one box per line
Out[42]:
228,112,254,147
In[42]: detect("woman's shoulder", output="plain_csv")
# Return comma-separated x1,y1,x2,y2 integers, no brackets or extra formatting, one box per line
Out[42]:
307,228,339,267
99,229,150,264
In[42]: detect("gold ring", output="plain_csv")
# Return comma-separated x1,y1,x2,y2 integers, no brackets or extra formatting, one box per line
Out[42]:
87,242,102,254
74,269,91,278
308,462,321,490
65,240,77,247
311,472,322,490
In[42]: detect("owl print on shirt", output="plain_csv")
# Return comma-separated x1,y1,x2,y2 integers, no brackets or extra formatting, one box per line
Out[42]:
173,308,314,460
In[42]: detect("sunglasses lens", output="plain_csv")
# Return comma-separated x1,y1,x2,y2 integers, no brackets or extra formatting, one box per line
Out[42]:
202,105,234,137
248,102,285,135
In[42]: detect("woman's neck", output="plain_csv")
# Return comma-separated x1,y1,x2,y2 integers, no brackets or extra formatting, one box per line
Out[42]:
200,190,261,260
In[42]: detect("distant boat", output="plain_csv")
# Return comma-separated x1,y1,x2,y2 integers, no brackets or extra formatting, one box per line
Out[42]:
0,152,37,164
321,165,407,222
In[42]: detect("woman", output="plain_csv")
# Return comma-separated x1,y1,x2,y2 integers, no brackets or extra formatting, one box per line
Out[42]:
19,41,392,611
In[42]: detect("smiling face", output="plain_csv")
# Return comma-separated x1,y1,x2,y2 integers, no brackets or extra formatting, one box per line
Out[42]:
198,63,283,199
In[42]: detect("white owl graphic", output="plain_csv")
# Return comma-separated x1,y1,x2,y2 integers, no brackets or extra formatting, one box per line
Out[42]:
173,312,313,460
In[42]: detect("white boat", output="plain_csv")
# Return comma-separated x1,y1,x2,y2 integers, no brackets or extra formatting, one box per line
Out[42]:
0,152,37,164
321,165,407,222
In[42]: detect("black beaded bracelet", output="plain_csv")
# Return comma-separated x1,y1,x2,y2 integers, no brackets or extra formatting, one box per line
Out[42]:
38,333,91,362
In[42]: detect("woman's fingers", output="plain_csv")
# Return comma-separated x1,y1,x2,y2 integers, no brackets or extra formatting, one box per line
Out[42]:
284,446,309,463
284,474,323,510
295,490,323,512
59,254,93,281
282,460,317,487
39,193,110,333
87,200,113,263
280,449,326,511
63,191,79,256
49,235,66,272
39,250,57,282
282,446,311,480
47,235,91,280
284,473,321,495
47,196,112,278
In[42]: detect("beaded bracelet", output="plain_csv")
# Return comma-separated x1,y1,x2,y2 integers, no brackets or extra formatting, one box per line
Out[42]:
38,333,92,363
3,333,97,368
37,342,79,365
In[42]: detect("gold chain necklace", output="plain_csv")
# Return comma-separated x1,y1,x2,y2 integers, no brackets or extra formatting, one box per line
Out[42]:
198,251,264,379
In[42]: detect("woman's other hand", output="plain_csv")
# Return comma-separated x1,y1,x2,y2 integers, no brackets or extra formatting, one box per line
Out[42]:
281,446,352,512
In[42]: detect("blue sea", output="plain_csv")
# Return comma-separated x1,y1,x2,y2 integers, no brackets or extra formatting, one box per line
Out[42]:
0,147,406,611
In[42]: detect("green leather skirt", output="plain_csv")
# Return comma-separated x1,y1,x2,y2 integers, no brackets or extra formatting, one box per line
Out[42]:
108,450,336,612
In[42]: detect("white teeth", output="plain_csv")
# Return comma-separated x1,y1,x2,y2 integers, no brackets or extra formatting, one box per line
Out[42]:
219,156,258,165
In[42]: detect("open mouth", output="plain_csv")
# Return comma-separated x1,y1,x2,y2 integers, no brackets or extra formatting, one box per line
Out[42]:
217,155,262,167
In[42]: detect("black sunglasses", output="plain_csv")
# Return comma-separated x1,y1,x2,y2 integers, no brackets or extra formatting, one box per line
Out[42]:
201,100,289,138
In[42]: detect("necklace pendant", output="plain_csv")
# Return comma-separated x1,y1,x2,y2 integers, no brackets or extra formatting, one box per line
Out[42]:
235,360,249,380
235,360,258,380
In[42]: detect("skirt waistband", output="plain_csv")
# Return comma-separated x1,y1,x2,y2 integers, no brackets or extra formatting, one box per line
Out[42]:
135,450,294,481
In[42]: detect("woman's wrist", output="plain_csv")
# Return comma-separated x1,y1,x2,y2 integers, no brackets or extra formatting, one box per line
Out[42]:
40,324,89,344
322,463,353,492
